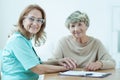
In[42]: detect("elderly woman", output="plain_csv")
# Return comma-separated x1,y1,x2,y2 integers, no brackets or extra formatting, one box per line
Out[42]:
50,11,115,71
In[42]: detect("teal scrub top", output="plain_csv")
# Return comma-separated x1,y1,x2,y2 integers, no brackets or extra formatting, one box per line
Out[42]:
2,32,41,80
0,49,2,60
0,49,2,72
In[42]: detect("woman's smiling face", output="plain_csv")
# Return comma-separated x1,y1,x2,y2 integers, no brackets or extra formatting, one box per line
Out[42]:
22,9,43,35
69,22,87,38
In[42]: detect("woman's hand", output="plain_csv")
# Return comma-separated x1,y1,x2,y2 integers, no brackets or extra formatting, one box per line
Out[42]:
58,57,77,70
84,61,103,71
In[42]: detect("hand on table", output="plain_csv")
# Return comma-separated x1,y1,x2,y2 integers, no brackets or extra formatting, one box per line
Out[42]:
84,61,103,71
58,57,77,70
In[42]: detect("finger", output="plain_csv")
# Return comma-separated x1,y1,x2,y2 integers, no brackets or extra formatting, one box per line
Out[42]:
58,58,72,69
59,62,67,67
85,63,95,71
64,59,73,69
66,58,77,69
62,63,70,69
61,58,76,70
87,63,99,71
84,63,90,71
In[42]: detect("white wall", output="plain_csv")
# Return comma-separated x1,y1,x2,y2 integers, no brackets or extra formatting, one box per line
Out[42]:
0,0,120,65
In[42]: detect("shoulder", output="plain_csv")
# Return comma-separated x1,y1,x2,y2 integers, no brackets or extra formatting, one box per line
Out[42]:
58,35,72,42
89,36,102,43
88,36,104,47
7,32,31,46
55,35,72,46
12,32,29,42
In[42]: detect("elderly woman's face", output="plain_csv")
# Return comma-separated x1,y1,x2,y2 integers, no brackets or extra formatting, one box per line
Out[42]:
22,9,44,35
69,22,87,38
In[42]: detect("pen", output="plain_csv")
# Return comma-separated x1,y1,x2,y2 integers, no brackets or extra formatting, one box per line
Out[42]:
85,73,93,76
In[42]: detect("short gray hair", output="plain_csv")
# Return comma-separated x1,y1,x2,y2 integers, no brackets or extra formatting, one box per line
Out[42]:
65,11,89,29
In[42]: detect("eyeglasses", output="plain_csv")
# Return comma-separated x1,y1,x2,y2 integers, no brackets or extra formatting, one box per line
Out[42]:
25,16,45,24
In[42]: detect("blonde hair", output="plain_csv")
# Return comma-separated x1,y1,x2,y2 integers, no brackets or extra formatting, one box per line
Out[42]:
17,4,46,46
65,11,89,29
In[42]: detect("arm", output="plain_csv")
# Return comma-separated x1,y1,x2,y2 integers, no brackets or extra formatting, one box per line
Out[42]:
30,64,69,75
85,39,116,71
43,57,77,69
45,38,77,69
97,41,116,69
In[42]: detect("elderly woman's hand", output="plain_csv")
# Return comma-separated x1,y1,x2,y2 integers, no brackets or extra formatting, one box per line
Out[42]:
58,57,77,70
84,61,103,71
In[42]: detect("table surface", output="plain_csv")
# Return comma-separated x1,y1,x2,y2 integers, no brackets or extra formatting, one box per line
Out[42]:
44,68,120,80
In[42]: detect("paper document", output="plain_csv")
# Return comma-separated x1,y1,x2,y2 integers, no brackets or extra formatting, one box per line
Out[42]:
59,70,111,78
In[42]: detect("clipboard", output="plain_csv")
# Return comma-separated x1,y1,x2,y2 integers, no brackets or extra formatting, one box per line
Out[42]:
59,70,111,78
